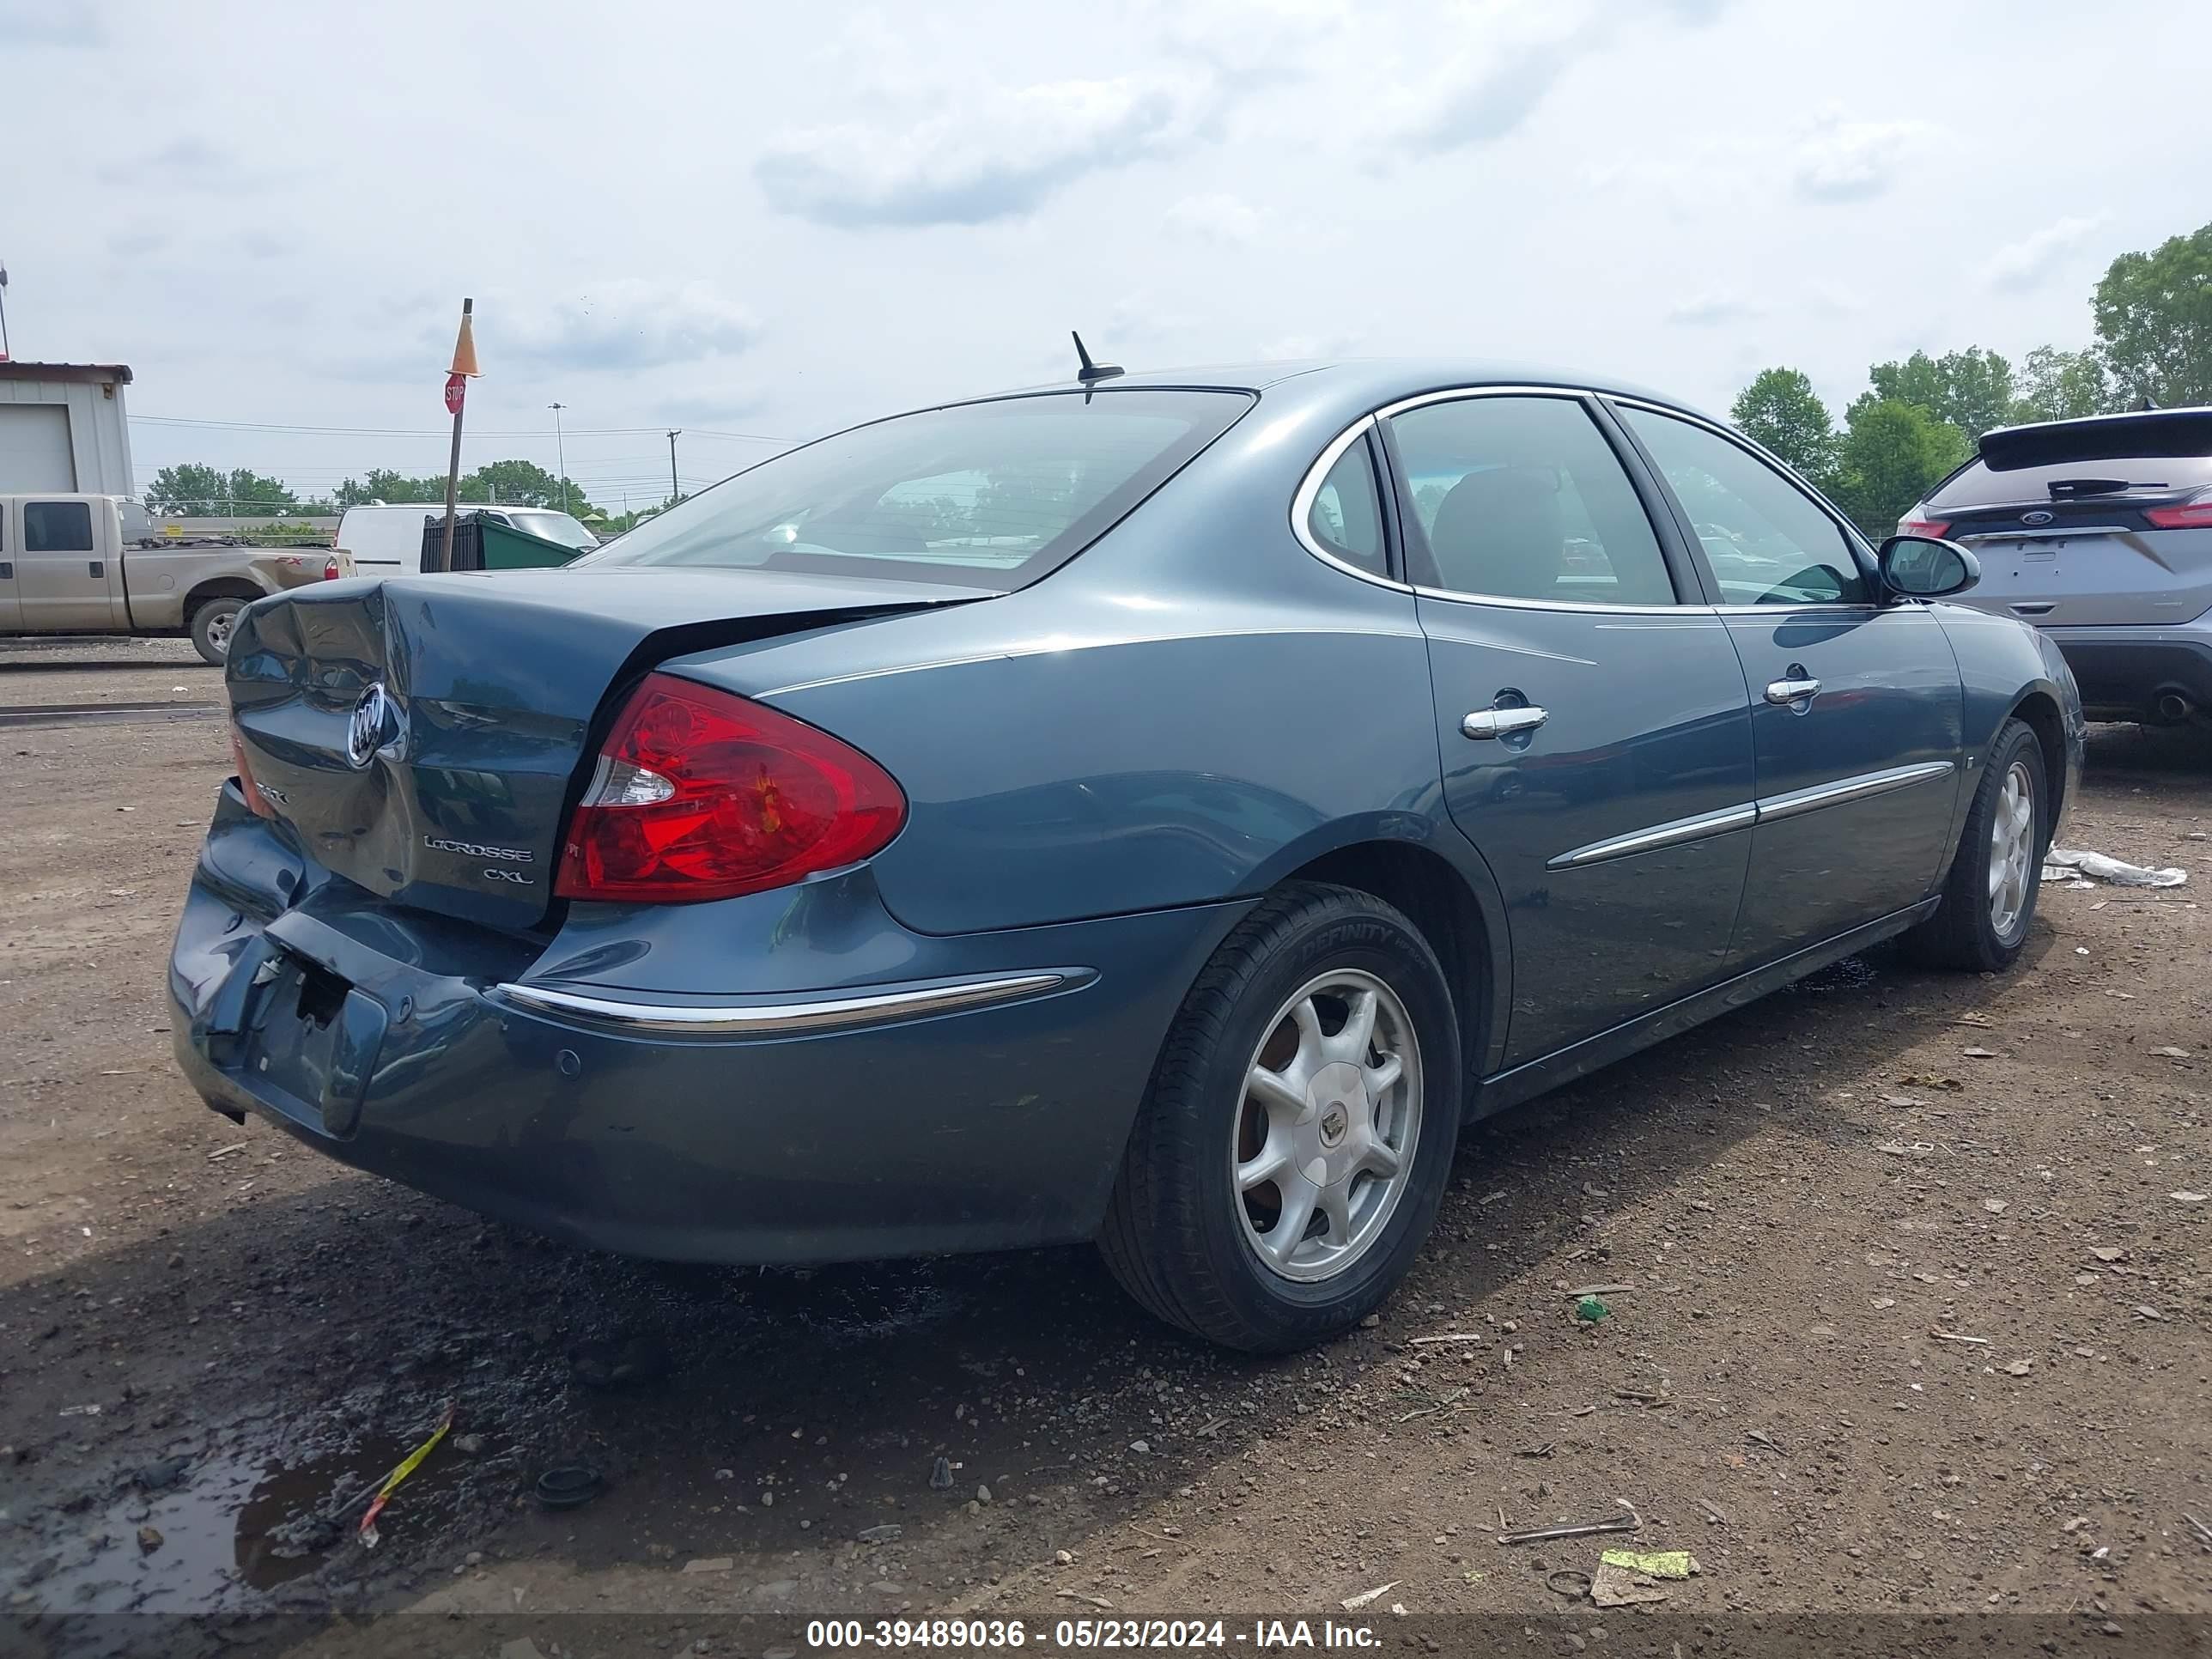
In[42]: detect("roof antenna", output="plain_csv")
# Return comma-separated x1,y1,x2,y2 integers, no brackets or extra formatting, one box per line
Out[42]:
2136,394,2157,411
1072,331,1123,386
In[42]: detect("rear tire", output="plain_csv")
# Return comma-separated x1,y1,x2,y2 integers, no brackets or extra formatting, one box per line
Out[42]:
189,598,245,665
1099,882,1462,1352
1901,718,2048,973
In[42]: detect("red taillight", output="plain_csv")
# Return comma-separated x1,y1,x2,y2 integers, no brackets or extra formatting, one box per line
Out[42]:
321,556,341,580
555,673,906,904
1900,518,1951,538
232,727,276,821
2145,501,2212,530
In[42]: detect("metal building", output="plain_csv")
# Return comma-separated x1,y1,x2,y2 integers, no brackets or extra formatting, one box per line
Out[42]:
0,362,136,495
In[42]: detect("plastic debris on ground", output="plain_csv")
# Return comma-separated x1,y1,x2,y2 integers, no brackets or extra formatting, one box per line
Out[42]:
2041,847,2188,889
358,1401,455,1547
1589,1548,1699,1608
1574,1296,1610,1323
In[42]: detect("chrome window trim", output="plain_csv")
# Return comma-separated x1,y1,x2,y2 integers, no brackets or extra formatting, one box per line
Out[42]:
1547,802,1757,870
1288,415,1405,588
1286,384,1699,612
492,970,1079,1036
1753,761,1955,825
1412,583,1700,617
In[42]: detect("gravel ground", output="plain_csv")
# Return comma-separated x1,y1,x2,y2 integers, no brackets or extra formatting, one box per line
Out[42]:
3,642,2210,1656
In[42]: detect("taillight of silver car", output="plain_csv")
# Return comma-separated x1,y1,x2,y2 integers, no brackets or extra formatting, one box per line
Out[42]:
554,673,907,904
2144,494,2212,530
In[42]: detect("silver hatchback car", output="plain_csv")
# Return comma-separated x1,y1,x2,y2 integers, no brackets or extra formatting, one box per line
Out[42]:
1905,407,2212,726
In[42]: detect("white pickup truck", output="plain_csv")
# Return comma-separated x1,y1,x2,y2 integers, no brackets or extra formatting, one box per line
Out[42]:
0,494,347,663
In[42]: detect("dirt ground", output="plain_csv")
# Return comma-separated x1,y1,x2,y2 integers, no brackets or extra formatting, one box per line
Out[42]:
4,639,2211,1656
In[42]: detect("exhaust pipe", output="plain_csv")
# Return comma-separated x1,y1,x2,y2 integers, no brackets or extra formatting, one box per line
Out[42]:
2156,691,2194,723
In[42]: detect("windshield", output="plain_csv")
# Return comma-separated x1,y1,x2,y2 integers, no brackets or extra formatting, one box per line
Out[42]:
507,510,599,549
576,389,1254,590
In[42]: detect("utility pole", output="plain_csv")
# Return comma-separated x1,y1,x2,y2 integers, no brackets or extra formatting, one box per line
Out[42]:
549,403,569,514
0,260,12,362
666,429,681,503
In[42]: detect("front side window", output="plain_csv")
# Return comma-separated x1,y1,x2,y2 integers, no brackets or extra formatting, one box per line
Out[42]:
1387,396,1676,605
1620,405,1869,605
25,501,94,554
580,390,1253,592
1304,436,1387,576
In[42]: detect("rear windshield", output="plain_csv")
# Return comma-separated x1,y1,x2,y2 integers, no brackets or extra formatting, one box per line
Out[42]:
1930,453,2212,509
575,389,1254,590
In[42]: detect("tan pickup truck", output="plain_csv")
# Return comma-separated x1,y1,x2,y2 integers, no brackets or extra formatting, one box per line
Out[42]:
0,494,349,664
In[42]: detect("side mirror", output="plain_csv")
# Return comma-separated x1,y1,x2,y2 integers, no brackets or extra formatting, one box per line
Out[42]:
1878,533,1979,599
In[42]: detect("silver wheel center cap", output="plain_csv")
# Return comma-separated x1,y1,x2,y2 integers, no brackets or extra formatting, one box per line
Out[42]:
1318,1106,1348,1147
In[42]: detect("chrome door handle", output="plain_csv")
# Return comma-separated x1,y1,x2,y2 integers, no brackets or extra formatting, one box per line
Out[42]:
1462,705,1548,740
1764,677,1820,706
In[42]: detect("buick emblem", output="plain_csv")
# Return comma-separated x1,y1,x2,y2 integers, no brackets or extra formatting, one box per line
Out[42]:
345,684,392,769
2022,509,2054,526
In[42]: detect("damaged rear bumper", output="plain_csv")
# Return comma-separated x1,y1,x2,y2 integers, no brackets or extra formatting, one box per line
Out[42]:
170,781,1239,1264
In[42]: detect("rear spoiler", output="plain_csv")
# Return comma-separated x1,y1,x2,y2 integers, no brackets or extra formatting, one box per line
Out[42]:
1979,407,2212,471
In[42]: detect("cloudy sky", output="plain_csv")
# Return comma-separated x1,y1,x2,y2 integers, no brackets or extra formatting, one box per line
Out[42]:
4,0,2205,508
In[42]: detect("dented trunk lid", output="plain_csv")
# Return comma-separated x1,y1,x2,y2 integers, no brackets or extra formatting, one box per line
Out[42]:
226,567,987,931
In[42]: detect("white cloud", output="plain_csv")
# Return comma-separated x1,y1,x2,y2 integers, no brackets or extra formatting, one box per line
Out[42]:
1791,112,1941,204
1164,193,1267,244
0,0,101,46
1668,291,1761,326
1255,331,1366,362
1382,6,1600,155
491,282,762,374
757,72,1217,228
1983,214,2106,291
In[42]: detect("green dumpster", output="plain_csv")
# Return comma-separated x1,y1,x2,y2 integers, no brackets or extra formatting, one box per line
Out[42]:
419,513,584,573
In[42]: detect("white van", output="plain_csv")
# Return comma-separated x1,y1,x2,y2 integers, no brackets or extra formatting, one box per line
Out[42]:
335,503,599,575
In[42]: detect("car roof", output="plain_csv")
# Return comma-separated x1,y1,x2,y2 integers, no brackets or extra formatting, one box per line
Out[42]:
982,357,1722,434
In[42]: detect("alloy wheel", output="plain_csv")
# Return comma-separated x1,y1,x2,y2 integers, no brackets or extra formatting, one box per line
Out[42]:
1232,969,1423,1284
1988,759,2036,939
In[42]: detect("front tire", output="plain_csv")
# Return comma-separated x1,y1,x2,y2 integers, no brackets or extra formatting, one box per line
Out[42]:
189,597,245,665
1901,718,2048,972
1100,882,1462,1352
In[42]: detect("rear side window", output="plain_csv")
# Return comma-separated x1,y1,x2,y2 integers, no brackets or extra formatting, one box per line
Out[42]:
1305,437,1387,576
1388,395,1677,604
1620,406,1869,605
582,390,1254,592
24,501,94,553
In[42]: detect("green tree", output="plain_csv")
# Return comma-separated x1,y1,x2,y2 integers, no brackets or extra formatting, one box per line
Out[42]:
469,459,572,509
1855,347,2018,441
2093,221,2212,407
331,461,597,518
1729,368,1841,487
219,467,300,516
145,464,299,515
1832,398,1971,540
146,463,226,515
2012,345,2112,422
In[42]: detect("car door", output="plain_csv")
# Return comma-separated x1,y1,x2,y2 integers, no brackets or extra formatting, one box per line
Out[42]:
0,501,23,630
1611,401,1965,961
1378,390,1759,1066
16,499,119,631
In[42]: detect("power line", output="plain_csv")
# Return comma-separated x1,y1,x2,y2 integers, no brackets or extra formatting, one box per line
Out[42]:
129,414,791,443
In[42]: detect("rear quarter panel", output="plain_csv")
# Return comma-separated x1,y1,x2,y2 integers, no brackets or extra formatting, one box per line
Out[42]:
1930,602,2085,844
661,410,1476,939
